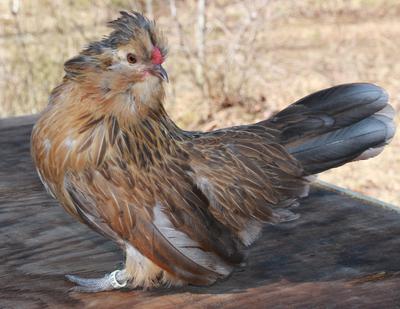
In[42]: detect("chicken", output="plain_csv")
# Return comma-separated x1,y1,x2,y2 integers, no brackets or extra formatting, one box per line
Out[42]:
30,11,396,292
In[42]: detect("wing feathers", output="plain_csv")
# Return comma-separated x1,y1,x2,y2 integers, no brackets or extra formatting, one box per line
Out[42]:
152,203,233,276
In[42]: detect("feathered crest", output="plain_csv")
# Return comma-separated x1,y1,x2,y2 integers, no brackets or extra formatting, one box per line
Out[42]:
107,12,152,46
106,11,167,55
81,11,167,55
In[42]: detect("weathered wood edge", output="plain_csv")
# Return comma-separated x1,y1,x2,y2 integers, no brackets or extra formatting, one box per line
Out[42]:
314,179,400,213
0,114,39,129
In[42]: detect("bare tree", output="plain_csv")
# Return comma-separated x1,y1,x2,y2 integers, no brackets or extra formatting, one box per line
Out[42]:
146,0,153,20
169,0,270,117
195,0,206,85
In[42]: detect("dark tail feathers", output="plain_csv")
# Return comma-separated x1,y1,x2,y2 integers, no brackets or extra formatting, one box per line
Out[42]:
267,83,396,175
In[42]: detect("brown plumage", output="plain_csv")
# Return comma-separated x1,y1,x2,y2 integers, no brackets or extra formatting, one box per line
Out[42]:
31,12,396,292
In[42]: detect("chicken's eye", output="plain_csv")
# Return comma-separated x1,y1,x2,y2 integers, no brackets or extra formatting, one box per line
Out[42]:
127,53,137,64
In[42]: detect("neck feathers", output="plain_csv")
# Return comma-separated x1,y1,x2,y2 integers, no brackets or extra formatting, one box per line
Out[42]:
51,74,168,123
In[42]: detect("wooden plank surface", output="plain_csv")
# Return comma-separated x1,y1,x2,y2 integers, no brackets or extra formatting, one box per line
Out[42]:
1,116,400,309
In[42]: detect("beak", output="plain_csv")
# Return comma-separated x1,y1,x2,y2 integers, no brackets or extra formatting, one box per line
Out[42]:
152,64,169,82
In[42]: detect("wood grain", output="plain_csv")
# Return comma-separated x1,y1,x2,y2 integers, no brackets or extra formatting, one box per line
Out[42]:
1,116,400,308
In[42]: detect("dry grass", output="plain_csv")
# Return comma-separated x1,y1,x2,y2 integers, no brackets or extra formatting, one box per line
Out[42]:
1,0,399,204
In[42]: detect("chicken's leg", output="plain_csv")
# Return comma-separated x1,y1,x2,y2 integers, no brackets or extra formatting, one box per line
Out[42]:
66,269,129,292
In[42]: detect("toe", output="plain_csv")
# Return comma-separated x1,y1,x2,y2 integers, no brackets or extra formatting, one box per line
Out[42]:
69,284,112,293
66,274,105,287
65,274,113,292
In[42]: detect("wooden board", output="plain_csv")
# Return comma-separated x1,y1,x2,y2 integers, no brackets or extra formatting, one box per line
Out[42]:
1,116,400,309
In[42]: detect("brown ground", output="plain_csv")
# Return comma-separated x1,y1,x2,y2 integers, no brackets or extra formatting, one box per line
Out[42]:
0,0,399,204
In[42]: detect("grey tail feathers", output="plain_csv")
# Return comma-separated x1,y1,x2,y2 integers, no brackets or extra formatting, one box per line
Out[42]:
267,83,396,175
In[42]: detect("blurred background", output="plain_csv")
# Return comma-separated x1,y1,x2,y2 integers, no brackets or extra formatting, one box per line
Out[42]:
0,0,399,204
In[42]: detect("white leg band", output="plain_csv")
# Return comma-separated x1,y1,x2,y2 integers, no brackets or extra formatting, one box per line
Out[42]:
109,270,127,289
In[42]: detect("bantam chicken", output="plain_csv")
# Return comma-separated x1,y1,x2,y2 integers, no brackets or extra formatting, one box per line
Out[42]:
31,11,396,292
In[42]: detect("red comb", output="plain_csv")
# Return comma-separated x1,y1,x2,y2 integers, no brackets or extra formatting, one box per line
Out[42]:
151,47,163,65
